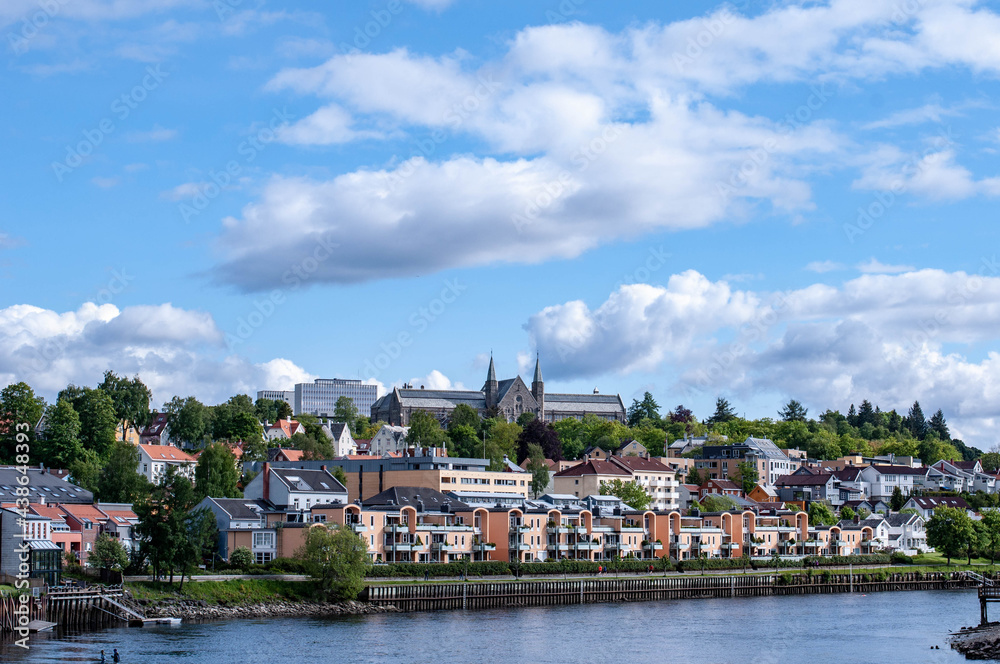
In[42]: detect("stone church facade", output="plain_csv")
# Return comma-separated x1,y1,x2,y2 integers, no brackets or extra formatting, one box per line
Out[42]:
370,356,626,426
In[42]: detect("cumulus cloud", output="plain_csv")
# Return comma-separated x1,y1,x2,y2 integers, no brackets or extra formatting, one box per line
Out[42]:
805,260,845,273
526,267,1000,445
0,302,314,407
856,258,915,274
406,370,465,391
210,1,1000,290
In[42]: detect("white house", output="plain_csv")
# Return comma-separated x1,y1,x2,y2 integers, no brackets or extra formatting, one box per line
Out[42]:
865,465,927,501
902,495,974,519
369,424,410,457
885,512,928,554
138,444,196,484
324,421,356,457
243,463,348,510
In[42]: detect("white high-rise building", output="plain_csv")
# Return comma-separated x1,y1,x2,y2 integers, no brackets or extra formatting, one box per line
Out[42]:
256,390,294,407
293,379,378,417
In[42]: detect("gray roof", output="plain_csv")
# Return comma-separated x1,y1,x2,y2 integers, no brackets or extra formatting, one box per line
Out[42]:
207,498,271,520
363,486,470,511
0,468,93,504
396,388,487,410
544,393,623,414
270,468,347,494
744,437,788,460
884,513,921,526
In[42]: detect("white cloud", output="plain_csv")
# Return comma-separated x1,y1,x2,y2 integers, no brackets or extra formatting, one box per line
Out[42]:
406,370,465,391
214,1,1000,290
0,232,26,250
856,258,915,274
805,260,845,273
0,302,314,407
861,103,962,130
91,177,120,189
527,268,1000,446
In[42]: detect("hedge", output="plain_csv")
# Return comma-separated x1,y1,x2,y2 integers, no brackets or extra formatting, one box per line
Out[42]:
364,558,674,578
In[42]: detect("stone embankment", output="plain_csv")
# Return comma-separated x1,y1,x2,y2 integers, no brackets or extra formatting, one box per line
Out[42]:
134,597,398,621
951,624,1000,660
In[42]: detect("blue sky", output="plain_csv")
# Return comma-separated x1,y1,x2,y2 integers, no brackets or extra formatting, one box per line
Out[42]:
3,0,1000,444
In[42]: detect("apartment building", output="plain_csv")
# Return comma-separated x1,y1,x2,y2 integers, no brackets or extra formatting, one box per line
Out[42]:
137,444,196,485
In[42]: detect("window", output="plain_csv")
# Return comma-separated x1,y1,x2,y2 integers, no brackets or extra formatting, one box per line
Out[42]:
253,532,275,548
255,552,274,564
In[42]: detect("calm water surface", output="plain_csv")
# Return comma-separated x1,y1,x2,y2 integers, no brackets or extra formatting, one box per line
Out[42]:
0,589,990,664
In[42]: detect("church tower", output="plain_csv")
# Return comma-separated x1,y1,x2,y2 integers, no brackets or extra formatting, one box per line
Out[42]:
483,354,498,409
531,354,544,420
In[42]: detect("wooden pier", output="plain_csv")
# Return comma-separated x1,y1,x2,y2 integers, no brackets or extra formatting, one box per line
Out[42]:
364,572,985,613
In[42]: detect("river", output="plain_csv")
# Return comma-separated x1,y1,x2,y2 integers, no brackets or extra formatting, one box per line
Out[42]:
0,589,989,663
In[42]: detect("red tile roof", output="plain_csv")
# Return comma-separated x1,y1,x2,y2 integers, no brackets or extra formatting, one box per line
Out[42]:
59,503,108,523
139,444,195,463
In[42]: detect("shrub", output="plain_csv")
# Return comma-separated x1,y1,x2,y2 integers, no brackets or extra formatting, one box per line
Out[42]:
229,547,253,570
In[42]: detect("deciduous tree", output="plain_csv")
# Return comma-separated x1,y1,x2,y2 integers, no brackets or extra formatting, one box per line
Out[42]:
926,505,974,565
194,443,242,500
600,479,650,510
296,524,369,600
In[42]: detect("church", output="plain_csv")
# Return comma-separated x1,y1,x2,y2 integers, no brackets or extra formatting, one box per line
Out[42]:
370,356,626,426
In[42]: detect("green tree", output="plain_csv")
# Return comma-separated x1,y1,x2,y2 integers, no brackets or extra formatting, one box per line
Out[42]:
778,399,808,422
484,420,521,469
253,398,280,425
686,467,703,485
516,412,537,427
229,411,264,444
0,381,46,463
906,401,928,439
982,452,1000,474
448,404,480,431
40,398,83,468
330,465,348,488
164,396,209,448
928,409,950,440
627,391,661,427
600,479,651,510
447,424,480,459
526,444,549,498
705,397,737,426
296,524,369,600
134,465,192,582
288,431,335,460
405,410,447,448
97,439,152,502
979,510,1000,564
732,461,759,494
91,534,129,572
926,505,974,565
808,502,837,526
229,546,253,569
840,506,856,521
98,370,152,441
76,388,118,459
277,400,293,420
333,396,358,424
194,443,242,500
517,419,562,462
69,450,101,494
890,486,905,512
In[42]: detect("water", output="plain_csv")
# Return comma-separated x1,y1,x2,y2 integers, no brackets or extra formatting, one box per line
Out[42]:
0,589,988,664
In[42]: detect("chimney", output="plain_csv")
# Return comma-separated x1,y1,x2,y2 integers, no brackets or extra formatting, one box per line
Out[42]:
263,462,271,503
321,465,327,472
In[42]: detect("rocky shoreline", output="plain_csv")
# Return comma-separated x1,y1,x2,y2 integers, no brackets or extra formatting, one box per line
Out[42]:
950,624,1000,660
133,597,399,621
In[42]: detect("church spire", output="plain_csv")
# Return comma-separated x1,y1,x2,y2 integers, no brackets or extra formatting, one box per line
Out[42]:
487,354,497,383
533,353,543,384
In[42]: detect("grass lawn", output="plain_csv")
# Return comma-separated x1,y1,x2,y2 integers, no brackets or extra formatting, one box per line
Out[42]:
127,579,316,605
912,551,999,566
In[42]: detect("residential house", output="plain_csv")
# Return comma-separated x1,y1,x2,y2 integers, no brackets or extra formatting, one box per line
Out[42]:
59,503,108,564
369,425,411,457
774,473,839,504
139,412,175,447
608,455,680,511
866,465,927,502
699,479,742,501
195,497,271,561
0,507,62,586
903,495,973,519
137,444,196,484
244,463,348,511
884,512,928,554
552,460,631,500
0,467,93,505
324,422,356,457
264,419,307,442
96,503,139,551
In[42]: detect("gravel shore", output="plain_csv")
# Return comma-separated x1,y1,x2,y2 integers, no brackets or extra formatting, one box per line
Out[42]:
134,597,399,621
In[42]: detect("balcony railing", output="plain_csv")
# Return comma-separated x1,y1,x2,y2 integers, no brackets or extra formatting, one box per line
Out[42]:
642,542,663,550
